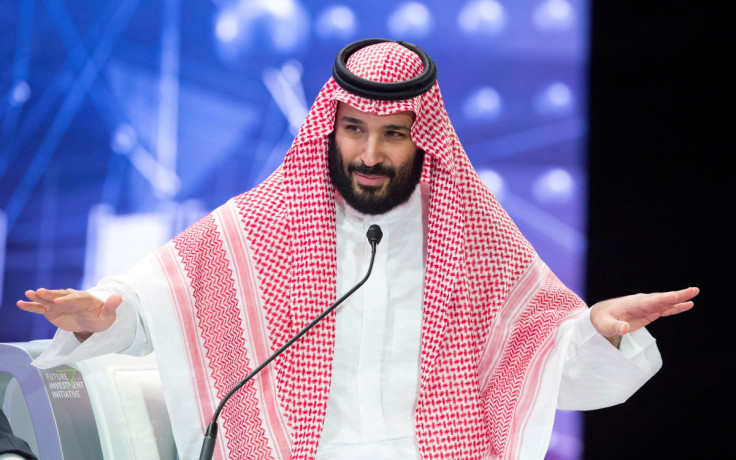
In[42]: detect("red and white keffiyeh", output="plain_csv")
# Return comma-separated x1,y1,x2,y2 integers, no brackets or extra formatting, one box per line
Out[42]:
158,41,586,459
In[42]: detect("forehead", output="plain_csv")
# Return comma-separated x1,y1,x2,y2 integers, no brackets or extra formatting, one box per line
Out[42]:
335,102,415,126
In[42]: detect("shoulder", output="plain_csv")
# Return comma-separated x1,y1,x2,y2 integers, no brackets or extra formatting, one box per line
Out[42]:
232,166,287,218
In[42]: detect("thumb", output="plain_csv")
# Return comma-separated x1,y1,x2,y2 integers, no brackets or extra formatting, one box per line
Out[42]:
597,318,628,338
616,321,630,336
98,294,123,325
591,303,629,337
103,293,123,311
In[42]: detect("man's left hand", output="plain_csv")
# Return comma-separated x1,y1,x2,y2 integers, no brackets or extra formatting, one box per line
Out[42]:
590,287,699,347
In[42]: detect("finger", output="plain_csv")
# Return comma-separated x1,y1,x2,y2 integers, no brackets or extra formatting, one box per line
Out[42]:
24,289,42,301
24,290,58,307
643,287,699,311
16,300,48,314
660,300,695,317
669,287,699,304
50,290,103,312
53,290,89,305
34,288,73,303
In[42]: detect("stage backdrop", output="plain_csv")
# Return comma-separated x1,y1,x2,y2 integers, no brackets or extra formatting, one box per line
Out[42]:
0,1,590,458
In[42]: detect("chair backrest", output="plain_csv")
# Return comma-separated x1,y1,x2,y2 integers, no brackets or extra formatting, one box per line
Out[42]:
0,341,177,459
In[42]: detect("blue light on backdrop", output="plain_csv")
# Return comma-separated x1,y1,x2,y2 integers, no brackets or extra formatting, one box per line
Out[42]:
458,0,506,37
0,1,588,457
315,5,357,40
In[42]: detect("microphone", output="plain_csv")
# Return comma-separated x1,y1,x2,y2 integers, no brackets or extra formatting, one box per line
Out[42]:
199,225,383,459
366,224,383,247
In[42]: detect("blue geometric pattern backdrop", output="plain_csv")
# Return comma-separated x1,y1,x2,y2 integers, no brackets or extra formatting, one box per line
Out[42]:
0,1,588,457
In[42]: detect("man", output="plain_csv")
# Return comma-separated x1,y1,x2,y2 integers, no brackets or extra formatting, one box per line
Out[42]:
18,40,697,459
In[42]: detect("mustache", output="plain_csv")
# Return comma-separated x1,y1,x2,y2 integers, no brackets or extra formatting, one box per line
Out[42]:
348,162,396,178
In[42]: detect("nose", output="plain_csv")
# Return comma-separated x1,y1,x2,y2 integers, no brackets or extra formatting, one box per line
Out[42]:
360,136,383,167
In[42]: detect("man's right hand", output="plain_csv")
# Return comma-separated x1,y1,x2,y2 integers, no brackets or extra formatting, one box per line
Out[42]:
17,288,122,340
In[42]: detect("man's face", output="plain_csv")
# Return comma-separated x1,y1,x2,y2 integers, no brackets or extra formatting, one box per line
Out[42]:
329,102,424,215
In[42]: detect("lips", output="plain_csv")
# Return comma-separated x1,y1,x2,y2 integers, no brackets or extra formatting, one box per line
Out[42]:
353,171,389,187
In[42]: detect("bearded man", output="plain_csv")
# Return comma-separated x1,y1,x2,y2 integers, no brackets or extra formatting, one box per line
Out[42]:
18,39,697,459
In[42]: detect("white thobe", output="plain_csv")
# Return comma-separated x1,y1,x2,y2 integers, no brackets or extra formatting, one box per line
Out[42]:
315,186,661,459
33,187,661,460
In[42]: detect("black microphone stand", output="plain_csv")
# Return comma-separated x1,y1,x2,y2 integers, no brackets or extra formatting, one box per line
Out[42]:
199,225,383,459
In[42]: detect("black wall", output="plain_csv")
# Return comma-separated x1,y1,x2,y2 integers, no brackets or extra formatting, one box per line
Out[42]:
585,2,732,458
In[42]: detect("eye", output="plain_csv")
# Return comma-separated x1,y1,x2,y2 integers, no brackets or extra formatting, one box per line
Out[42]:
343,124,361,133
386,130,407,138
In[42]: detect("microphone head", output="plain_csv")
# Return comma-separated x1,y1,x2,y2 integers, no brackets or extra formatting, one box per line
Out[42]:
366,225,383,245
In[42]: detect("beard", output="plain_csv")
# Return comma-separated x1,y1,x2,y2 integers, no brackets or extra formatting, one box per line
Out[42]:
328,134,425,215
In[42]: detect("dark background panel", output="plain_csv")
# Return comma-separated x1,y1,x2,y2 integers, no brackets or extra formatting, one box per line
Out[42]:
585,1,732,458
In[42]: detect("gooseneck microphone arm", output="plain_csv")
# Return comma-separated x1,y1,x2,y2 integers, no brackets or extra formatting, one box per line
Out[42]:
199,224,384,460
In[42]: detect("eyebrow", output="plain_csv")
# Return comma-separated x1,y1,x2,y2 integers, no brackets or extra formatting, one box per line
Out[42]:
339,116,412,132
